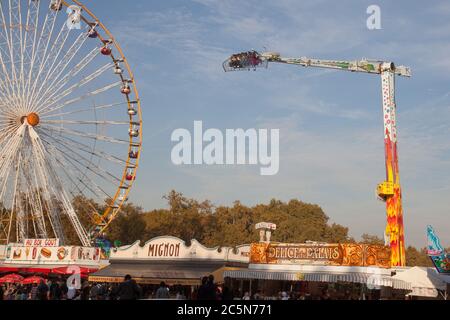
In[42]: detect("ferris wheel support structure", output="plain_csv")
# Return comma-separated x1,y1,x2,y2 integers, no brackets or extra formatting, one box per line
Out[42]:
224,52,411,267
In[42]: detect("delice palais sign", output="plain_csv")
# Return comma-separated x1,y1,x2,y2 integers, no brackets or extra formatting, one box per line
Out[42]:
268,244,341,261
250,243,391,268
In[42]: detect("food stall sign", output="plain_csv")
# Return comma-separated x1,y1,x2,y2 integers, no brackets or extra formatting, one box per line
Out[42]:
24,239,60,247
250,243,391,268
255,223,277,231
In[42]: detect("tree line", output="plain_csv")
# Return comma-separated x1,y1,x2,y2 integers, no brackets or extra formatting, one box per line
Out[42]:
2,189,437,267
103,190,435,267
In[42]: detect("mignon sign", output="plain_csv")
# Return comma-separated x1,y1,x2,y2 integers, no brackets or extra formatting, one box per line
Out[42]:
110,236,250,263
148,242,181,258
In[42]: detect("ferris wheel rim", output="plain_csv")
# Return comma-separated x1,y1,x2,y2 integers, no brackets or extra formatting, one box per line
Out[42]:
59,0,144,238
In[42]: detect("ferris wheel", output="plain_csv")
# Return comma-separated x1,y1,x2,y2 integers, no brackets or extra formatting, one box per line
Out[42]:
0,0,143,247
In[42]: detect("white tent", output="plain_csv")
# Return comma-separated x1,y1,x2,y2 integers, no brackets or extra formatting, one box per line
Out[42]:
393,267,447,298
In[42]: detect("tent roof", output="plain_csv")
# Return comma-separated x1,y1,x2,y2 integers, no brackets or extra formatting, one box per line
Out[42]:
429,268,450,285
393,267,447,297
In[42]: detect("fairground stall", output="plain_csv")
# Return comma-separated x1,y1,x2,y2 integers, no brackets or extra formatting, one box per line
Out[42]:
223,241,414,300
0,239,107,280
222,223,413,300
89,236,249,299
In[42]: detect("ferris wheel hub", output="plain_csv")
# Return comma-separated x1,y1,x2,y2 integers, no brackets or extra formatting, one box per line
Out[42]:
20,113,40,127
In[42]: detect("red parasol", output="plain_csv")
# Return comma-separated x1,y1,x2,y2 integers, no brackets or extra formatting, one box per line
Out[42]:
0,274,24,284
21,276,46,285
51,266,98,278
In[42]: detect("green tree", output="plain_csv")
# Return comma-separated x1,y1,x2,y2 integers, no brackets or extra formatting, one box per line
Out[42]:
405,247,433,267
65,189,442,272
360,234,385,245
107,203,147,244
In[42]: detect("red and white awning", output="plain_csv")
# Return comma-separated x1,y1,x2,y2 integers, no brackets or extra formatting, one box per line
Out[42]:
0,264,99,277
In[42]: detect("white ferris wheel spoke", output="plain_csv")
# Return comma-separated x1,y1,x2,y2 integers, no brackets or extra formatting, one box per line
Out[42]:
41,101,127,118
40,123,131,144
37,66,117,115
44,140,107,204
0,5,21,112
38,129,128,166
24,3,60,110
33,45,101,112
26,17,75,112
41,135,114,200
28,124,90,245
44,120,131,125
30,25,91,109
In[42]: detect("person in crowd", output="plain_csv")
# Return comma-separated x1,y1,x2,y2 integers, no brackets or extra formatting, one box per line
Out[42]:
304,290,312,300
67,285,77,300
29,283,38,300
60,279,68,300
14,287,21,300
321,289,331,300
89,282,99,300
19,287,28,300
196,277,209,300
253,290,262,300
206,275,217,300
80,281,91,300
108,284,119,300
281,292,289,300
37,280,49,301
95,283,107,300
343,290,351,300
117,274,142,300
233,289,242,300
49,279,62,300
220,286,233,301
155,281,170,299
242,292,251,300
175,288,186,300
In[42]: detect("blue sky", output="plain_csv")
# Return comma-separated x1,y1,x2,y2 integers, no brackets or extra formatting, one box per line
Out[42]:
87,0,450,247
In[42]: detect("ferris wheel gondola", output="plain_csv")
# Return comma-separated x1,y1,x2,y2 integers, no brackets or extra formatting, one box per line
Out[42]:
0,0,143,247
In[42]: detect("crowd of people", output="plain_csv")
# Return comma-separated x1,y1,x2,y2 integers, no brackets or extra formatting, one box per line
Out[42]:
0,278,71,300
0,274,372,301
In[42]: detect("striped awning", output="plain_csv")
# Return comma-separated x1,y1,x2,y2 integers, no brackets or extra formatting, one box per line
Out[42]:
392,279,412,290
224,270,305,282
304,273,340,283
224,270,411,290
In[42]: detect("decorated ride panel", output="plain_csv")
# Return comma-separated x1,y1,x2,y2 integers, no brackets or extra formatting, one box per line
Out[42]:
250,243,391,268
427,226,450,274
